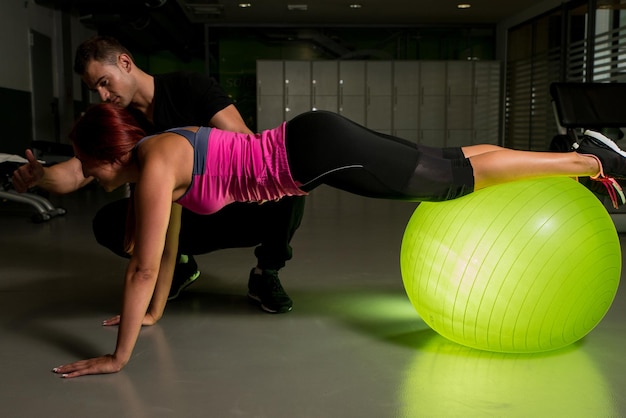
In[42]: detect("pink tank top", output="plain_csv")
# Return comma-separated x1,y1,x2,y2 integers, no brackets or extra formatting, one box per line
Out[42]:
172,124,307,214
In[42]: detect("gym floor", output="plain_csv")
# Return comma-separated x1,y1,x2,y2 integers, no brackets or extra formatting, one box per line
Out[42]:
1,185,625,418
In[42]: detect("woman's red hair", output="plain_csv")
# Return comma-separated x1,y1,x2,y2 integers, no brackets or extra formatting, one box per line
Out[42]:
70,103,148,255
69,103,147,165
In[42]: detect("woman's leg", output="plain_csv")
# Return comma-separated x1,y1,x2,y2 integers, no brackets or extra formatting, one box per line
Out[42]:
285,111,621,203
467,133,626,207
470,148,599,190
285,111,474,201
461,144,503,158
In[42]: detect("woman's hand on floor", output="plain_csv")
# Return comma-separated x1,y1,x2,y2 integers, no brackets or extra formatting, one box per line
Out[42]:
52,354,124,378
102,313,158,327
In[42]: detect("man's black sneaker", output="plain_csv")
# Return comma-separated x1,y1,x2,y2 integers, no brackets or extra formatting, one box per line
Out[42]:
168,255,200,301
247,269,293,313
574,130,626,208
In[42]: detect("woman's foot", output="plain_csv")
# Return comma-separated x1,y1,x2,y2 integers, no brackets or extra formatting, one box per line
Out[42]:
574,130,626,207
575,130,626,178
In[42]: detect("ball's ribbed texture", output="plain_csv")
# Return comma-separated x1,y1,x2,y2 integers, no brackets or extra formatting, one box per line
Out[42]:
400,178,621,353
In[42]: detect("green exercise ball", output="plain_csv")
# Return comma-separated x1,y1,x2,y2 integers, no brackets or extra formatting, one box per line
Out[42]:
400,177,621,353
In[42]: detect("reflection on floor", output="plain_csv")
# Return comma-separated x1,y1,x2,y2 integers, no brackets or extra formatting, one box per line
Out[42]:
1,185,625,417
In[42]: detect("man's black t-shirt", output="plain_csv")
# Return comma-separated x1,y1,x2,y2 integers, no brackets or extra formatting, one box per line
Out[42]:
151,71,233,131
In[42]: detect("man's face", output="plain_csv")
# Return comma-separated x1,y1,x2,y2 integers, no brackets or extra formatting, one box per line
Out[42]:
82,56,136,108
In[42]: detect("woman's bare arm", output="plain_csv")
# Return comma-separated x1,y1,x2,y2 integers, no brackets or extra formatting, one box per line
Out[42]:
146,203,182,322
100,203,183,327
52,137,182,377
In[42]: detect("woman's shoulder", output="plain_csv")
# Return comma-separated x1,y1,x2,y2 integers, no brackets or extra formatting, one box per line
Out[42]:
140,128,200,144
135,131,193,170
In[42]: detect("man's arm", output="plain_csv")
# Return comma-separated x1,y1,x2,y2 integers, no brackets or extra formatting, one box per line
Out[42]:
12,150,93,194
209,104,254,135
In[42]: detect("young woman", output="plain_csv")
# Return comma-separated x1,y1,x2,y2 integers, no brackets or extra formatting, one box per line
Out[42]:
53,103,624,378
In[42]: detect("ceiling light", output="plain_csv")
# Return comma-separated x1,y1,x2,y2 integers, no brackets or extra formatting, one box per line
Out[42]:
598,0,626,9
350,4,362,8
457,3,471,9
144,0,167,8
287,4,308,11
186,3,224,15
238,3,252,7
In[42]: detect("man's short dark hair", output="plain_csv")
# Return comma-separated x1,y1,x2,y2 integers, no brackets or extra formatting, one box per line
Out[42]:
74,35,134,75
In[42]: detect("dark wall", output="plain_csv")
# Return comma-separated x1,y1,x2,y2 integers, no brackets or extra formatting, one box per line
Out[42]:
0,87,33,155
215,27,496,131
88,25,496,132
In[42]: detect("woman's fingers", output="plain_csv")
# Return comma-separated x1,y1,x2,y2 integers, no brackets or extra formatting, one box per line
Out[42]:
52,354,122,378
102,315,121,326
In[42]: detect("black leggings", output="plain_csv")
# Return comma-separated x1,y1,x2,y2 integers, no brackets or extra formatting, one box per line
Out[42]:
93,196,305,270
285,111,475,202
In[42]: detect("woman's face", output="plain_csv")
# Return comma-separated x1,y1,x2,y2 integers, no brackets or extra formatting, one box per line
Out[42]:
75,152,128,192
